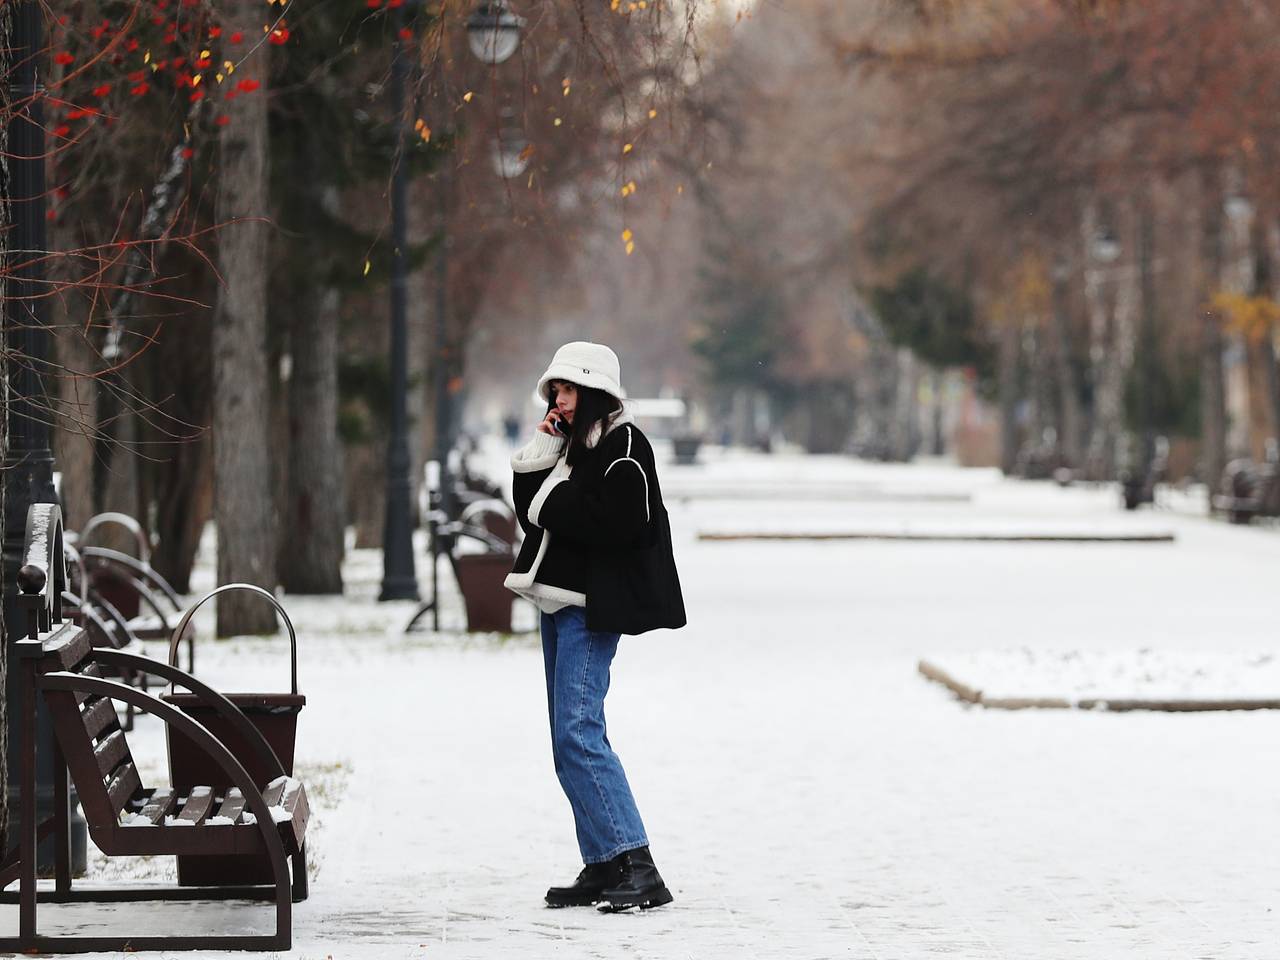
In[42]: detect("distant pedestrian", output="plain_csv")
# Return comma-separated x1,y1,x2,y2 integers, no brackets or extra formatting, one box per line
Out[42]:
505,340,686,912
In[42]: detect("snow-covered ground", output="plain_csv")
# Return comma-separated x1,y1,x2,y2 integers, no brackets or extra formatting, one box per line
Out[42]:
920,647,1280,707
5,444,1279,958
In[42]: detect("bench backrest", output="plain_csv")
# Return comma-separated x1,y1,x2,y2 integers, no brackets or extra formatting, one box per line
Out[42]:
38,626,141,829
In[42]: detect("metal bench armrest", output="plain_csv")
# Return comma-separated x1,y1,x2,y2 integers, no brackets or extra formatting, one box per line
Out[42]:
39,672,294,875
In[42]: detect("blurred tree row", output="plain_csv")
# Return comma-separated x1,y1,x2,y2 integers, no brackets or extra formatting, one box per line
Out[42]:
839,0,1273,481
657,0,1280,478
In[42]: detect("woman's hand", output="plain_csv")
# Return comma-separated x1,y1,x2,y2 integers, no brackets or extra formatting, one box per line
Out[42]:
537,411,564,436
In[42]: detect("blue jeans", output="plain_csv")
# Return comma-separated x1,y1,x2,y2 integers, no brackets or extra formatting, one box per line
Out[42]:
541,606,649,864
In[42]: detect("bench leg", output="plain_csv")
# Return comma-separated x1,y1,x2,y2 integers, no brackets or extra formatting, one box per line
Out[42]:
53,741,71,894
291,844,309,902
20,660,38,943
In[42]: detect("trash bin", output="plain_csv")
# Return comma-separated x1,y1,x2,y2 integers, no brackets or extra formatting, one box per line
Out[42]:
672,433,703,465
160,583,305,887
453,552,515,632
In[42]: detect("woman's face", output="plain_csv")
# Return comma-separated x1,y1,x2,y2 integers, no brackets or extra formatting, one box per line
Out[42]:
552,381,579,424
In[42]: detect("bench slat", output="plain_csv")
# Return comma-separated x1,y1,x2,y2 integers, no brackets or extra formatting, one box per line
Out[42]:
257,777,310,851
93,729,129,779
71,663,104,705
38,625,92,672
105,762,141,816
134,788,176,825
261,779,286,807
176,787,215,826
81,698,119,741
277,778,310,851
215,788,247,824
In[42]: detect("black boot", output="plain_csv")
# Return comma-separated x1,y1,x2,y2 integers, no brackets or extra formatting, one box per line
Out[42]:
598,846,673,912
545,858,622,908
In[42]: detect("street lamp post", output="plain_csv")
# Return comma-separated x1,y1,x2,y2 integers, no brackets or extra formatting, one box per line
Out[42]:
4,0,88,871
384,1,523,609
379,0,423,602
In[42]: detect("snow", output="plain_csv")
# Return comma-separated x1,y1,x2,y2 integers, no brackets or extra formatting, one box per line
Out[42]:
5,444,1279,957
23,517,49,573
922,647,1280,706
266,775,300,795
698,518,1176,540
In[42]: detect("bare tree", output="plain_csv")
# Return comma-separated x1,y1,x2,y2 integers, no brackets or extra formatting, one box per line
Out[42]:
213,1,277,636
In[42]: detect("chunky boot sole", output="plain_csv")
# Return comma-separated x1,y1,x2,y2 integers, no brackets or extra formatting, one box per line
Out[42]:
546,890,605,908
598,885,674,912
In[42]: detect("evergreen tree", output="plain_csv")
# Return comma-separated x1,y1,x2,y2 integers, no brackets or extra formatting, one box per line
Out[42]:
870,266,993,385
268,1,438,591
692,227,790,409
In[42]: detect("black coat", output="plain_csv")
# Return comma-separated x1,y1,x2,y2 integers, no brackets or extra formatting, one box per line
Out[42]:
508,419,686,636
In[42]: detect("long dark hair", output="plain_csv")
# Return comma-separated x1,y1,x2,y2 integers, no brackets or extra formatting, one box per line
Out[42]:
548,383,623,466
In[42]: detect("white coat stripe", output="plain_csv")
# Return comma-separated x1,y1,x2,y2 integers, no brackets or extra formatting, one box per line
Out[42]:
605,457,650,523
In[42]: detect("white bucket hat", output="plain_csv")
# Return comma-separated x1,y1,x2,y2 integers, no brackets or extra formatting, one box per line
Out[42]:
536,341,626,401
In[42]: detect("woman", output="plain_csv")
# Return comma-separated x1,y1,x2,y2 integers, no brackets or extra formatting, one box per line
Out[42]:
505,341,686,912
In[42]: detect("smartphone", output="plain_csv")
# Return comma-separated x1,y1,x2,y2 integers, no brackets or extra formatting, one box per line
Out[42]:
553,417,570,437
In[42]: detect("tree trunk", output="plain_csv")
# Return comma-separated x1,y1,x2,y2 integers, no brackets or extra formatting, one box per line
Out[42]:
1196,171,1228,485
997,318,1019,475
349,437,385,549
1259,221,1280,458
1081,201,1133,480
48,221,97,532
1254,216,1280,458
145,256,215,593
1023,324,1049,462
213,19,277,636
1221,182,1255,460
99,371,141,544
1201,315,1228,485
802,380,855,454
930,367,945,456
889,348,920,461
278,146,343,592
281,275,345,593
1048,254,1084,468
1136,193,1159,469
152,433,213,595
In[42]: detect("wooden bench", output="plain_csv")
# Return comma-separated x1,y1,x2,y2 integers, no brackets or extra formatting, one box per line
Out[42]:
1212,457,1280,523
0,504,308,953
1121,442,1169,511
73,510,196,671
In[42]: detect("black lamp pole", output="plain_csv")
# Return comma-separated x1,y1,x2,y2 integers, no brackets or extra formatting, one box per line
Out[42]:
433,163,455,528
4,0,87,870
379,0,421,602
385,1,523,610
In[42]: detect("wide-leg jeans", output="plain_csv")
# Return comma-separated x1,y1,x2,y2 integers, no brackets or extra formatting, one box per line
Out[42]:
541,606,649,864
